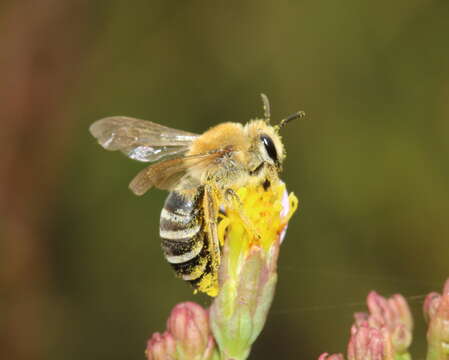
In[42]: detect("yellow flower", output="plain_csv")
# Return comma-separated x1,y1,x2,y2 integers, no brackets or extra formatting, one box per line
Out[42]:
216,181,297,290
194,181,297,297
210,181,298,360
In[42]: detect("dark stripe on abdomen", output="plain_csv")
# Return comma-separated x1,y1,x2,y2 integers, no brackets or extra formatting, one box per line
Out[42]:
170,231,209,280
163,191,196,215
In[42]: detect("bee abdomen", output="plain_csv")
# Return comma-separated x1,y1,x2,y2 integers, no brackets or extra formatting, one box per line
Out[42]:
160,190,208,281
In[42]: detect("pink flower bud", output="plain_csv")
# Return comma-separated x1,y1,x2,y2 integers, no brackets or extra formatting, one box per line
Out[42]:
424,292,442,323
167,302,213,359
318,352,345,360
146,331,176,360
424,278,449,358
389,323,412,354
388,294,413,331
366,292,412,332
364,291,412,353
353,312,369,327
347,323,393,360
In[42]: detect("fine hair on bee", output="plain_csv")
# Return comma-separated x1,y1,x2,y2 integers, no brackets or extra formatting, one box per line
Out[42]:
89,94,304,296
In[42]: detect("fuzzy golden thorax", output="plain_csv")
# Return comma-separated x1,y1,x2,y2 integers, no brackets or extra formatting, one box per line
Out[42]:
186,120,285,190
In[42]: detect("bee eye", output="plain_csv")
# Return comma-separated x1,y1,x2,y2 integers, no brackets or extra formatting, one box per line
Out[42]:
260,135,278,164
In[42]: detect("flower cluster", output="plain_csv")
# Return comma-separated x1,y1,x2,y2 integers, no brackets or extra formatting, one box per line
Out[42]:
320,291,412,360
348,292,413,360
320,279,449,360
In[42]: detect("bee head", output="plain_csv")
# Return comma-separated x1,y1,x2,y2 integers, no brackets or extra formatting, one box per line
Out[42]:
245,120,285,175
244,94,304,178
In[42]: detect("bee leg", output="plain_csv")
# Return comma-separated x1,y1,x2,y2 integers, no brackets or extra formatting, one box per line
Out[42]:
224,189,261,240
202,184,221,292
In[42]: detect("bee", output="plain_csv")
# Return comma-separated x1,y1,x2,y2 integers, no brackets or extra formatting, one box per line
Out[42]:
89,94,304,296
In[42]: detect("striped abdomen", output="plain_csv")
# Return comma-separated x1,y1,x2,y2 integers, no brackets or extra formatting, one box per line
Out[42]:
159,188,213,289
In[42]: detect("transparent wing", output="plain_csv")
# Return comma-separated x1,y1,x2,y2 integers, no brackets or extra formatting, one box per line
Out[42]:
89,116,199,162
129,148,232,195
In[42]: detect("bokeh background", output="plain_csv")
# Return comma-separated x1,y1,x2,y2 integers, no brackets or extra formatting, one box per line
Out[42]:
1,1,449,359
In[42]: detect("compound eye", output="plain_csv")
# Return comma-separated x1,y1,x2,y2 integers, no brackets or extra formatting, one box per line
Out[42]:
260,134,278,164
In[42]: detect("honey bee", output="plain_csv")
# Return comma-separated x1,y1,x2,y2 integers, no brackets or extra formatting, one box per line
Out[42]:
89,94,304,296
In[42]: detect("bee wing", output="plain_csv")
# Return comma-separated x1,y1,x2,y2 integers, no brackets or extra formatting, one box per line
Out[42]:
89,116,199,162
129,148,231,195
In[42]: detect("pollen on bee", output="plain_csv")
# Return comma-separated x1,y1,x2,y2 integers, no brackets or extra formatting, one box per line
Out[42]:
195,271,219,297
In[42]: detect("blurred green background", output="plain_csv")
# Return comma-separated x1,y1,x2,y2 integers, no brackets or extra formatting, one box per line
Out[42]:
1,1,449,359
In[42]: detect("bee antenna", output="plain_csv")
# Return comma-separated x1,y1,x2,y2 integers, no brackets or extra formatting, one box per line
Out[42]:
277,110,306,129
260,93,271,122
